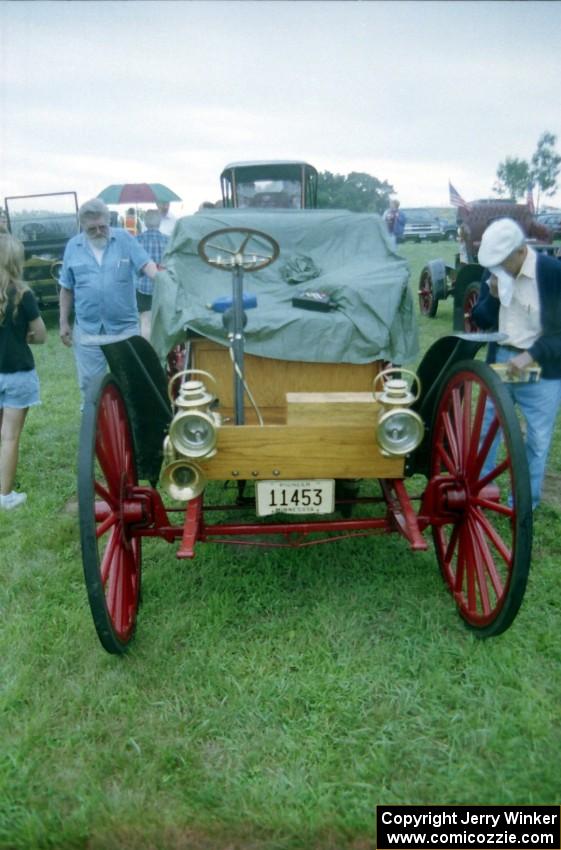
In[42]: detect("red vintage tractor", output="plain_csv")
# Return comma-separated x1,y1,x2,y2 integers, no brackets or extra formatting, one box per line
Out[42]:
418,200,556,330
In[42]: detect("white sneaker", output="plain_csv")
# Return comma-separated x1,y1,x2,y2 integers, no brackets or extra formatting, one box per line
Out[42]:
0,491,27,510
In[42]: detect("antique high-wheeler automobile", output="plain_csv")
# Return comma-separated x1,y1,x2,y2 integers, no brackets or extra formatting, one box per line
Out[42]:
78,189,534,653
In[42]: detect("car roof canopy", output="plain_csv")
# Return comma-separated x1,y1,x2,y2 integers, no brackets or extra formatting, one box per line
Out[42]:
220,161,318,181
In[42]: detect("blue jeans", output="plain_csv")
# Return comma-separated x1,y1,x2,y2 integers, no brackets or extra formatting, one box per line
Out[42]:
73,324,139,406
483,346,561,509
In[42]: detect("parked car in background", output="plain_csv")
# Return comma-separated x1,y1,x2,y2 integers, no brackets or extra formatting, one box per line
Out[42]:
536,211,561,240
400,208,441,242
220,161,318,209
437,218,458,241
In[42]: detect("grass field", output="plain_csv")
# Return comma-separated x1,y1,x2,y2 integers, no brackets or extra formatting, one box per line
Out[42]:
1,240,560,850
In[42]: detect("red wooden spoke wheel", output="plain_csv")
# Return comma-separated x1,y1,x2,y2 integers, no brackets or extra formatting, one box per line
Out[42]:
166,342,187,380
429,361,532,637
79,375,142,653
462,282,481,332
418,265,438,318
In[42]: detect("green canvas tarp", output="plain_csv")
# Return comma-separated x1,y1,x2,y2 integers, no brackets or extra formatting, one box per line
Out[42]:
150,209,419,365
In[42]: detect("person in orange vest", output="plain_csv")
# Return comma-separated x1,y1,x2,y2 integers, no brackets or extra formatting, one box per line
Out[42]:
124,207,139,236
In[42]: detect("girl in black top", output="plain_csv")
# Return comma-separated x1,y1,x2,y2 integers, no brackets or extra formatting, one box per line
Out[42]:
0,234,47,510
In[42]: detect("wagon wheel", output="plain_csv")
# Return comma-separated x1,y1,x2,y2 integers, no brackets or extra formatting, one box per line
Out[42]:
428,360,532,637
418,265,439,317
166,342,188,380
418,262,447,318
462,281,481,332
78,375,143,654
198,227,279,271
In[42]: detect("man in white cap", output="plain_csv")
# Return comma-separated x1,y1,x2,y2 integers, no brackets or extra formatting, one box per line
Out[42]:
472,217,561,509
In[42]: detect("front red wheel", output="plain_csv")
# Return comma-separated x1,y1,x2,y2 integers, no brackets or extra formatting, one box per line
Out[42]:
78,375,143,653
429,361,532,636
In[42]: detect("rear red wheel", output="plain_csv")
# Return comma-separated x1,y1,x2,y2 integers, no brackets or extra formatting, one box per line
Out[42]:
418,265,439,317
79,375,143,653
166,343,187,380
429,361,532,636
462,282,481,332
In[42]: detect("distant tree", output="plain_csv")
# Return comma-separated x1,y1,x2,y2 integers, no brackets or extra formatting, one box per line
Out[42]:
493,157,531,200
317,171,394,213
530,131,561,211
493,131,561,211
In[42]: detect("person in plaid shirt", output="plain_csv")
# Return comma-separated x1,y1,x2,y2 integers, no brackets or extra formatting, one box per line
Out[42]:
135,209,169,339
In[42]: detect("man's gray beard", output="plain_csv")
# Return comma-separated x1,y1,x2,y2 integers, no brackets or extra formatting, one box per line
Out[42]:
88,236,108,250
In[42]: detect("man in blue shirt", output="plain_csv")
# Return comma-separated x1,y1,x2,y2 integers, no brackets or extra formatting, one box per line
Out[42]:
383,199,406,249
134,208,169,339
59,198,158,404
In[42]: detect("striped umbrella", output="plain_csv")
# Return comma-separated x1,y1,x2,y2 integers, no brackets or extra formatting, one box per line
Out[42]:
97,183,181,204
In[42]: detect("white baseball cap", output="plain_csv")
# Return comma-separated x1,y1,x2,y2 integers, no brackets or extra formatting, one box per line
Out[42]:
478,218,525,267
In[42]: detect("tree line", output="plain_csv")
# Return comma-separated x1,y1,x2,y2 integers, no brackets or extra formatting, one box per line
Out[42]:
494,131,560,209
316,130,560,214
317,172,394,213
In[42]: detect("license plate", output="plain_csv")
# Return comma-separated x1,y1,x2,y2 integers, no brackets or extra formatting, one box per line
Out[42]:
255,479,335,517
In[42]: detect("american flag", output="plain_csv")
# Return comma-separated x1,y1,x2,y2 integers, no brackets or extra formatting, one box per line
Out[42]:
526,183,535,214
449,181,470,210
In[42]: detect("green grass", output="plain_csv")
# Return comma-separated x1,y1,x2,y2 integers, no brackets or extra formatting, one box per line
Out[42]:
1,242,561,850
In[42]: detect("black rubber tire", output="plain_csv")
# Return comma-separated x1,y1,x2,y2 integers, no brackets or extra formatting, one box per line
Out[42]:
78,374,142,654
428,360,532,637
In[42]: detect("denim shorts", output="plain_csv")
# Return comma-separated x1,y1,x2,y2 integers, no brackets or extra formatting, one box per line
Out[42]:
0,369,41,409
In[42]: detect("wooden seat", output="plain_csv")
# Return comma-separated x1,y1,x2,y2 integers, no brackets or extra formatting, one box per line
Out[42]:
190,337,382,425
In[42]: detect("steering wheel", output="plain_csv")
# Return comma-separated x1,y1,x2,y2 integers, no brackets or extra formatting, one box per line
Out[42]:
50,260,63,282
197,227,279,272
22,222,49,240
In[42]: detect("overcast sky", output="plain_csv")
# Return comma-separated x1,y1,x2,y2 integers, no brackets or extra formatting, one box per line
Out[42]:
2,0,561,215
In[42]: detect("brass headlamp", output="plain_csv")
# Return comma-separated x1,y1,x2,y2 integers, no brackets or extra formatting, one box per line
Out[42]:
373,368,424,456
161,370,221,501
167,370,221,459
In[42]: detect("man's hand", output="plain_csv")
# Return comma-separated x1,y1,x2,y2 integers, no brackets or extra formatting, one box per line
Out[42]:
506,350,533,379
488,274,499,298
60,321,73,347
59,287,74,346
142,261,159,280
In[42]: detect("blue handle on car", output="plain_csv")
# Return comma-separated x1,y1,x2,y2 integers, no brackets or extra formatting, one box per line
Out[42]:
209,294,257,312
